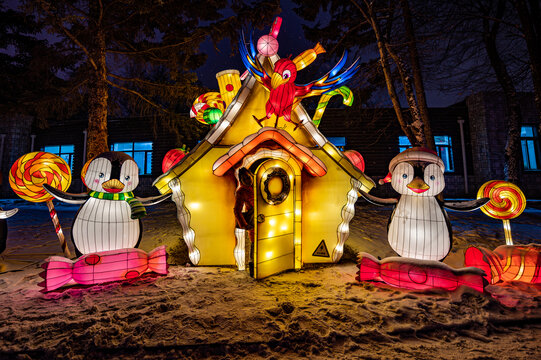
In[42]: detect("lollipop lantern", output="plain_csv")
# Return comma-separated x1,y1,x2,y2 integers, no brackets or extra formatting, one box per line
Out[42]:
477,180,526,245
257,17,282,57
9,152,72,257
257,35,279,57
190,92,226,126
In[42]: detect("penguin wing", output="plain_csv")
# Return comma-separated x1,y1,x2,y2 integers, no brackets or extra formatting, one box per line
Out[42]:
359,190,398,206
43,184,89,204
443,197,489,212
0,208,18,219
137,193,172,206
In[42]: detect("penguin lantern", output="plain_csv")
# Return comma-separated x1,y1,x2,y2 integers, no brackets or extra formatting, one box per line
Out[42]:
361,147,488,261
43,151,170,256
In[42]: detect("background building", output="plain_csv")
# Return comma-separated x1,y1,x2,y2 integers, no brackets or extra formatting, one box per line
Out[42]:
1,92,539,198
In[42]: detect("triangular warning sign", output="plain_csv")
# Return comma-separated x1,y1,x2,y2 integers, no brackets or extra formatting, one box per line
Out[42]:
312,240,330,257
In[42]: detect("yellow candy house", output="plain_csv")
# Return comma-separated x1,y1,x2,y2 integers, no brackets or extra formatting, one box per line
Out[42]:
154,47,374,279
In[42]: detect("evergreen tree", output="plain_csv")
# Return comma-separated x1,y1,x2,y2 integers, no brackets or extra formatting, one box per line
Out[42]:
16,0,280,159
0,2,79,121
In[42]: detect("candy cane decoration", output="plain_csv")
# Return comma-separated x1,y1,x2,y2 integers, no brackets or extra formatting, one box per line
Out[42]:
477,180,526,245
9,152,72,257
312,86,353,127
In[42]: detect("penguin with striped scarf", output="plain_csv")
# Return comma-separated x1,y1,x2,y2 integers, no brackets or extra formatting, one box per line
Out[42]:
44,152,170,257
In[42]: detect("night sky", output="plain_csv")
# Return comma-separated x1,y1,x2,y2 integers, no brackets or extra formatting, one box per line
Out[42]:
196,1,462,108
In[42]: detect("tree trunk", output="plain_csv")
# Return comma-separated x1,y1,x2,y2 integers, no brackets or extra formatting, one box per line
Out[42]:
86,4,109,160
483,1,522,184
514,0,541,135
367,5,417,145
386,45,426,147
399,0,435,150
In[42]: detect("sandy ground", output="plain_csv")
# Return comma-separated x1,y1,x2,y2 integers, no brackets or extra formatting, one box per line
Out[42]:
0,199,540,359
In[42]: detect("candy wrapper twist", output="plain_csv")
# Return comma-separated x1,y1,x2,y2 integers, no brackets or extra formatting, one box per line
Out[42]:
464,244,541,284
39,246,168,292
356,252,486,292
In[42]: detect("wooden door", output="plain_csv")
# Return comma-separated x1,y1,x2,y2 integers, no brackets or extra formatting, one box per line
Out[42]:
254,159,296,279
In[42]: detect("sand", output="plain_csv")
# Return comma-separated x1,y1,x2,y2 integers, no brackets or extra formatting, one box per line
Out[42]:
0,199,540,359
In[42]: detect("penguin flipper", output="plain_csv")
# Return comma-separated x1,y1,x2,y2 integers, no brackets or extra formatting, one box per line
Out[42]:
43,184,89,204
0,208,18,219
444,198,489,212
137,193,172,206
359,190,398,207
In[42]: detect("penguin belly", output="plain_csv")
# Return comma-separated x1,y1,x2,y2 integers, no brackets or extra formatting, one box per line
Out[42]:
72,198,140,254
388,196,450,261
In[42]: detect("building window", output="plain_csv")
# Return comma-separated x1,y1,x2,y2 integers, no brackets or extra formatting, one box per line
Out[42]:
111,142,153,175
521,125,540,170
398,136,454,172
328,137,346,151
42,145,75,170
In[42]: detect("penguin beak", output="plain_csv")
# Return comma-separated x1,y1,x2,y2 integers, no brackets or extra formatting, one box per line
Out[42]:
102,179,125,193
271,72,287,89
407,177,430,194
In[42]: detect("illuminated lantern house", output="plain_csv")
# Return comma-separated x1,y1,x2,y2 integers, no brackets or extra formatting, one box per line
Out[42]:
154,28,374,279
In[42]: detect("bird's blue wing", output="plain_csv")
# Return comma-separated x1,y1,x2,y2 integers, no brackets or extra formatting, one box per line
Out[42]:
298,51,361,96
239,30,267,83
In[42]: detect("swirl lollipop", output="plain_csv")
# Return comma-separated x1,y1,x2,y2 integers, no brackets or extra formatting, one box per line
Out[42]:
9,152,72,257
477,180,526,245
190,92,226,126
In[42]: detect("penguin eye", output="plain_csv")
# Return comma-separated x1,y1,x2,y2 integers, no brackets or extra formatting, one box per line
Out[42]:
98,173,104,178
282,70,291,79
430,175,435,181
125,176,131,181
402,174,408,179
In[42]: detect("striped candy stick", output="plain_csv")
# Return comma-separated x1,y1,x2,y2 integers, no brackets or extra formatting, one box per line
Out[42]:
312,86,353,127
9,152,73,258
477,180,526,246
45,200,70,257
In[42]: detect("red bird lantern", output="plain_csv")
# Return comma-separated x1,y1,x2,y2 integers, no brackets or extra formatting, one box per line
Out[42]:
240,20,360,130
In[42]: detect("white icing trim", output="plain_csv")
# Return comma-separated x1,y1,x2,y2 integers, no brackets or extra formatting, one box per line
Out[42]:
169,178,200,265
332,177,360,262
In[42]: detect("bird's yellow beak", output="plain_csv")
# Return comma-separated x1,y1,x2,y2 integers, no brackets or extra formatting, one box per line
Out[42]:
271,72,288,89
407,177,430,194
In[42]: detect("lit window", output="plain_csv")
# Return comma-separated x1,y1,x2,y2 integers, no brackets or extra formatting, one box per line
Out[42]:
398,136,454,172
521,125,540,170
42,145,75,170
111,142,153,175
328,137,346,151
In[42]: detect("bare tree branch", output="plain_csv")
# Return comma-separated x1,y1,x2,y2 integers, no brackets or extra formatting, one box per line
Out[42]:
108,35,207,56
37,0,98,71
107,72,188,89
98,0,103,27
106,79,170,114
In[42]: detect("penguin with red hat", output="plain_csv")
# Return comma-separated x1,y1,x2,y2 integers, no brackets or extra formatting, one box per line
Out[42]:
360,147,488,261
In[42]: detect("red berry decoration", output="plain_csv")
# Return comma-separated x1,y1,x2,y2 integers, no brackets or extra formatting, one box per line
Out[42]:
343,150,365,172
162,146,187,173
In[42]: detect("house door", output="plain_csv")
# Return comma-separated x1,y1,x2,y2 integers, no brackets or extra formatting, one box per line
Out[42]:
254,159,296,279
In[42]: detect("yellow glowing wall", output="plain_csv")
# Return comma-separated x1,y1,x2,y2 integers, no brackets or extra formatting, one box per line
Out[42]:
301,149,354,263
178,147,237,265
